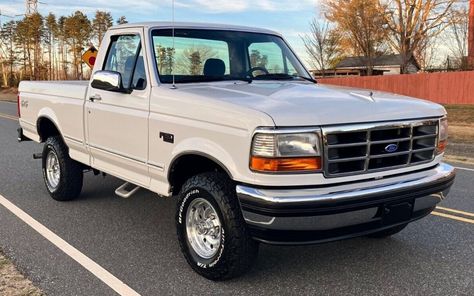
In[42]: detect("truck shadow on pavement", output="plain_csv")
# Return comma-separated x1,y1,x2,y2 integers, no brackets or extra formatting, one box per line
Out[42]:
63,174,465,294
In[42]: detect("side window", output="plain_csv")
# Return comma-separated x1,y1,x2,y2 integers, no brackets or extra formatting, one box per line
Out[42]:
131,48,147,90
103,35,141,89
248,42,285,74
286,57,297,75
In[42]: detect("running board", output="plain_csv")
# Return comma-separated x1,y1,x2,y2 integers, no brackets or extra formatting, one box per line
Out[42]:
115,182,140,198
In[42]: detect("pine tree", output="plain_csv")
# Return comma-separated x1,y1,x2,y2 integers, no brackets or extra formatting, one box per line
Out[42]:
64,11,92,79
0,21,17,86
45,13,57,80
116,16,128,25
92,11,113,45
189,51,202,75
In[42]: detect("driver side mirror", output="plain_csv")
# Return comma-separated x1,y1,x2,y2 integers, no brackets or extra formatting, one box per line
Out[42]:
91,70,130,93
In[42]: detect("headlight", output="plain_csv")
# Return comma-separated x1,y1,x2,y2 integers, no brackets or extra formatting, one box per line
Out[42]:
437,116,448,154
250,132,322,172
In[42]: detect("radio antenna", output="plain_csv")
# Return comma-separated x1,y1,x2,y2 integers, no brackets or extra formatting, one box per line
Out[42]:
171,0,177,89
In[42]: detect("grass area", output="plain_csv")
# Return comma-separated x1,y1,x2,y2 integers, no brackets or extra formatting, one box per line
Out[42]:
444,105,474,143
444,154,474,165
0,88,17,102
445,104,474,126
0,251,43,296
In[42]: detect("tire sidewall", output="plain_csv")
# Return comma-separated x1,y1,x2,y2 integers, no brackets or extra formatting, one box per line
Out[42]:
177,186,227,270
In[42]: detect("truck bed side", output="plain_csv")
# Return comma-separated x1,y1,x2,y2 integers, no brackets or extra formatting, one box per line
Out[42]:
18,80,89,165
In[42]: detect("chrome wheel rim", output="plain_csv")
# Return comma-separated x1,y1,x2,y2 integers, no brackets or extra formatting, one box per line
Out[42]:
185,198,222,259
45,150,60,189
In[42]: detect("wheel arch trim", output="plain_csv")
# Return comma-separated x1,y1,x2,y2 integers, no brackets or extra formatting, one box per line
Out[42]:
36,108,63,142
168,150,234,182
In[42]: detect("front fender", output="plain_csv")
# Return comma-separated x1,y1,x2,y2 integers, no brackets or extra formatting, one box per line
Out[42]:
169,137,237,178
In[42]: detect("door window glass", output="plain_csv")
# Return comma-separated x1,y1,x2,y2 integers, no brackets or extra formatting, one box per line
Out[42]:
131,48,147,90
103,35,141,88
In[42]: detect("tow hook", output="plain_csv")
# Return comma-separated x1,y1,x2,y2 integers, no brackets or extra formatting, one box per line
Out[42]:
33,153,42,160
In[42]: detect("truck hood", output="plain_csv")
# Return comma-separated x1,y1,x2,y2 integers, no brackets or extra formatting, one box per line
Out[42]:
177,81,445,126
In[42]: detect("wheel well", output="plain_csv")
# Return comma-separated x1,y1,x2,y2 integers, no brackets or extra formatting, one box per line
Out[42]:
168,154,231,195
37,117,60,142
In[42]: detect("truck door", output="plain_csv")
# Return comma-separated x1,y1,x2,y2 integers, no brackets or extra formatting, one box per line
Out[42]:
85,30,150,187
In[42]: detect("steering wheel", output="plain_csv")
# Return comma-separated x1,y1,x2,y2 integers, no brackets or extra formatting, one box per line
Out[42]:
246,67,270,78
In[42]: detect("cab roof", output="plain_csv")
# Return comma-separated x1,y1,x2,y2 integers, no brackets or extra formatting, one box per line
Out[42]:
109,21,282,36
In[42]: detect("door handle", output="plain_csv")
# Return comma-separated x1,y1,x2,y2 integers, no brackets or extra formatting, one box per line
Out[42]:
89,94,102,102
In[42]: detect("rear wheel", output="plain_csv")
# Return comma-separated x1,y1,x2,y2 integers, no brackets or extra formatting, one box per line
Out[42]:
42,136,83,201
176,172,259,280
368,223,407,238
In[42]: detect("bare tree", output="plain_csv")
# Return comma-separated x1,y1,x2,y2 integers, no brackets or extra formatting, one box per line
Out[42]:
447,6,469,69
324,0,389,75
417,31,440,71
469,0,474,67
301,20,341,76
382,0,458,74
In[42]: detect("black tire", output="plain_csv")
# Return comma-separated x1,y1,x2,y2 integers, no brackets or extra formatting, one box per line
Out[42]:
176,172,259,280
42,136,83,201
367,223,408,238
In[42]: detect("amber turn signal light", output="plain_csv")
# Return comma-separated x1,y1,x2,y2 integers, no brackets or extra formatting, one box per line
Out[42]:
437,139,447,154
250,156,321,172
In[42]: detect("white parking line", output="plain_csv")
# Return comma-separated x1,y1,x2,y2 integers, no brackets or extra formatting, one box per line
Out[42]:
454,166,474,172
0,194,141,296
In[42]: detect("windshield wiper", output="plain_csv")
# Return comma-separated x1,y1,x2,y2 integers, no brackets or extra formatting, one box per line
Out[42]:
253,73,316,83
294,75,317,83
227,76,253,83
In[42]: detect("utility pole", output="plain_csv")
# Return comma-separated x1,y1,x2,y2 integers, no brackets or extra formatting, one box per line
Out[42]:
26,0,38,16
469,0,474,69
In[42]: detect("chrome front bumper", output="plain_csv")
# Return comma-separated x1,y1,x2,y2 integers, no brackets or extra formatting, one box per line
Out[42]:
236,163,455,244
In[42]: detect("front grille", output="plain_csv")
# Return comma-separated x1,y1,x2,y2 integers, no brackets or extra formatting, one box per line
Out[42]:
322,119,439,177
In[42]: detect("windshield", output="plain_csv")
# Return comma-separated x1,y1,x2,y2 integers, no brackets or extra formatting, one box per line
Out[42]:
151,29,311,83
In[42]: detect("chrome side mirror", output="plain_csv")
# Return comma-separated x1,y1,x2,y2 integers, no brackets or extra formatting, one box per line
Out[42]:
91,70,127,93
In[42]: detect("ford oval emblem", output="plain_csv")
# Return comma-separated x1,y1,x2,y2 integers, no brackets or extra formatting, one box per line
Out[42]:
385,144,399,153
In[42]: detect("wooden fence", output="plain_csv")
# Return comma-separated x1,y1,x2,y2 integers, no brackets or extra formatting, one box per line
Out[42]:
318,71,474,104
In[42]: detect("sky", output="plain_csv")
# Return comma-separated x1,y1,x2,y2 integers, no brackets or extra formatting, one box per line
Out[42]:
0,0,321,67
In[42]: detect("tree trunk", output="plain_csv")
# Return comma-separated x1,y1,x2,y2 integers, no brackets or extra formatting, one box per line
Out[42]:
469,0,474,68
9,53,14,86
1,64,8,87
49,34,53,80
34,38,40,80
26,44,33,79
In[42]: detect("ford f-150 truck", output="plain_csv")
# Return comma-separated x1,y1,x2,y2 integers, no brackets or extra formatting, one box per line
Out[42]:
18,22,455,280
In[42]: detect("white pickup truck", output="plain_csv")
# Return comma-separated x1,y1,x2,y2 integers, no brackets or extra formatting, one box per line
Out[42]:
18,22,455,280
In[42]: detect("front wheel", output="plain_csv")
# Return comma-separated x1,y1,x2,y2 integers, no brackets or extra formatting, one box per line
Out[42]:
42,136,83,201
176,172,259,280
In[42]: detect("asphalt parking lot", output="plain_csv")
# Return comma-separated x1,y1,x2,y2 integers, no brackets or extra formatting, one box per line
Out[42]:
0,101,473,295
